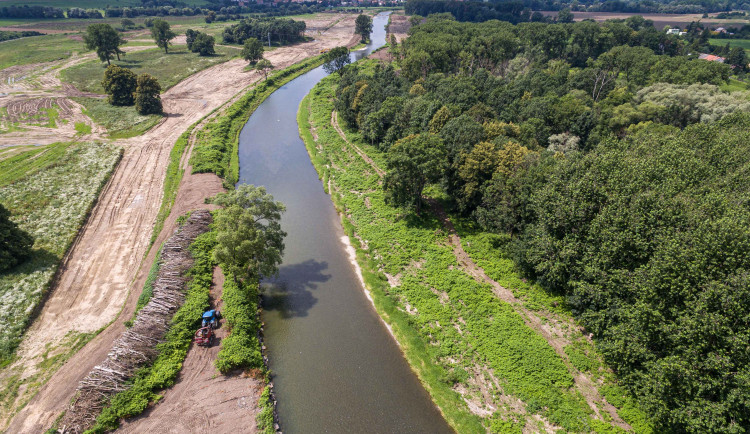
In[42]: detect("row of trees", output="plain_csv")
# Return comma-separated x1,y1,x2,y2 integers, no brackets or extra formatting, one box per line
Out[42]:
222,17,306,46
102,65,163,115
329,15,750,431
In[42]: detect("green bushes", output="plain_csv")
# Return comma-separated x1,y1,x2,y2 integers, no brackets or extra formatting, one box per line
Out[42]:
87,231,216,433
190,54,325,185
214,273,263,373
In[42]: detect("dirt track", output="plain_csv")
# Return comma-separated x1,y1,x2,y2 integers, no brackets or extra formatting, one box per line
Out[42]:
117,267,265,434
1,13,358,432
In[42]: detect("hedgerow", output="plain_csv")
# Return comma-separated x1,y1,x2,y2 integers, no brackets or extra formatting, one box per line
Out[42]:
214,272,263,373
191,54,326,186
86,230,216,433
300,75,614,432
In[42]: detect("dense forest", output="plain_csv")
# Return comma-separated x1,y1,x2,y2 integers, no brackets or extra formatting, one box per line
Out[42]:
333,15,750,432
406,0,750,16
221,17,306,45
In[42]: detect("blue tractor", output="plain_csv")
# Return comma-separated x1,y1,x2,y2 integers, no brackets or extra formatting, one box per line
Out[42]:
202,309,221,329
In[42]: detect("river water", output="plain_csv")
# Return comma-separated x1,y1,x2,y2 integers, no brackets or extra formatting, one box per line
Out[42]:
237,12,453,434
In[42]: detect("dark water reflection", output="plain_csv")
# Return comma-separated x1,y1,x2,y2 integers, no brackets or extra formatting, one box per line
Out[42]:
237,12,453,433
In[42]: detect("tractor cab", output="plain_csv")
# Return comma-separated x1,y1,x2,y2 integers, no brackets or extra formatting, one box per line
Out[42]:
202,309,221,328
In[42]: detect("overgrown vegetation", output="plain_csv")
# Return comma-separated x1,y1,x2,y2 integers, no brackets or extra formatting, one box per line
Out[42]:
210,185,285,373
326,14,750,432
190,54,325,185
0,142,121,363
87,230,215,433
301,74,648,433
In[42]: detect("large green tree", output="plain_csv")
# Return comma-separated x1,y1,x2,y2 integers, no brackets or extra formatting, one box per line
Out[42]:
150,19,176,54
354,14,373,43
0,203,33,273
210,185,286,282
322,46,351,74
191,32,215,56
83,23,126,65
134,73,162,115
241,37,264,64
102,64,137,106
384,133,447,214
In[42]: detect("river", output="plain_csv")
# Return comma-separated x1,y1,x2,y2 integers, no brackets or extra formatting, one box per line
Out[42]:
237,12,453,434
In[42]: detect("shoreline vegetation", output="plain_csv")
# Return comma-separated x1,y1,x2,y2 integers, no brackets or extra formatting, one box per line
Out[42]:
51,56,327,432
298,71,652,433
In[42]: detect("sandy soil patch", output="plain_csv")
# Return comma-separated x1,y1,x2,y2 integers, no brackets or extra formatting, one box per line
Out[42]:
1,14,359,432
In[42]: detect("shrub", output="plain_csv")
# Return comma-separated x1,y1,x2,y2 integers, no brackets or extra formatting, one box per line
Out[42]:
102,64,136,106
134,73,162,115
0,203,33,272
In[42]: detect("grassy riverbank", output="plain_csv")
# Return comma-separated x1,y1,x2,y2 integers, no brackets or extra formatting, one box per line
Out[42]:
298,73,651,433
190,54,326,186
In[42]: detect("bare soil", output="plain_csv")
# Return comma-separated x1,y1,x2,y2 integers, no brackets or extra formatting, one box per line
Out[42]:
1,13,359,432
117,267,265,434
540,10,750,29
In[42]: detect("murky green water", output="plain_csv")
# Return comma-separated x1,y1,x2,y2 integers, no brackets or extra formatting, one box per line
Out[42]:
237,12,453,434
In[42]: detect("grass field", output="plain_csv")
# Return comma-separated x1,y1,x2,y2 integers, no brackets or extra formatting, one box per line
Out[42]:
61,45,240,94
0,34,81,70
709,38,750,51
0,142,121,363
74,97,162,138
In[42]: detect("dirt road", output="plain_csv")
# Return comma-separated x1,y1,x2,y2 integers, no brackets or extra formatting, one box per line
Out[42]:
117,268,265,434
1,13,358,432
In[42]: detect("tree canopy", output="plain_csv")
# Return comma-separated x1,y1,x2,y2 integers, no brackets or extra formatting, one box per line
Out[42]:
322,46,351,74
383,133,446,214
83,23,126,65
134,73,162,115
191,32,215,56
150,19,176,54
354,14,373,43
210,185,286,282
102,64,137,106
0,203,33,273
241,37,264,64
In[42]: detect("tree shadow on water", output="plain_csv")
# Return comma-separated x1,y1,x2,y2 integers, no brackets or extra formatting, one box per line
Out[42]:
261,259,331,318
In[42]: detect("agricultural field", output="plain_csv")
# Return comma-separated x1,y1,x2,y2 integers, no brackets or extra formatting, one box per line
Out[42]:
0,142,121,363
299,74,651,433
61,45,241,94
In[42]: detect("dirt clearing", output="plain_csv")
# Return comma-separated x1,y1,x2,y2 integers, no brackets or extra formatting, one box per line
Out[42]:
1,13,359,432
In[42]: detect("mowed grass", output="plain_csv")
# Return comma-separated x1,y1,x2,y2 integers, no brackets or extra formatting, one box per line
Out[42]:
74,97,162,138
0,142,121,363
0,34,82,70
61,45,240,94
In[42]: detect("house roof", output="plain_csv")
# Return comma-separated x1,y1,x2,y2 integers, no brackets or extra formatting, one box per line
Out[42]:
698,53,726,62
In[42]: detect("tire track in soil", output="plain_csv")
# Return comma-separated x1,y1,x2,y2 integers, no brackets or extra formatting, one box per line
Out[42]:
1,14,359,432
330,106,631,430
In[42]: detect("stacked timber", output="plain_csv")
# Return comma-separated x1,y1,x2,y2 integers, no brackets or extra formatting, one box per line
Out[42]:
59,210,212,433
